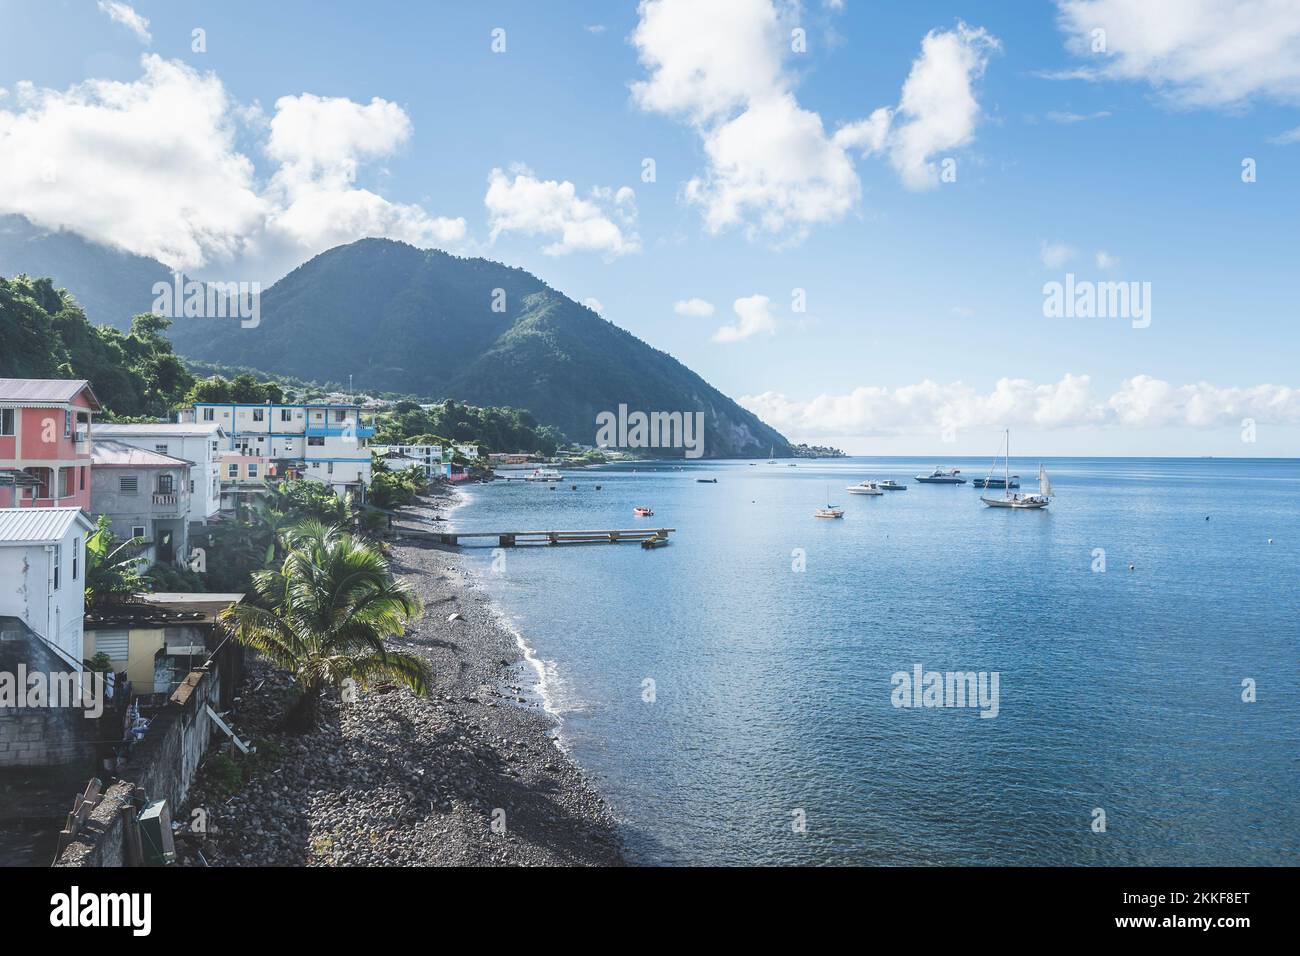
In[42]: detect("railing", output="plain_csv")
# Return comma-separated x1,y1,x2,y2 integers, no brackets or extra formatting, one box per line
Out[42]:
152,493,178,506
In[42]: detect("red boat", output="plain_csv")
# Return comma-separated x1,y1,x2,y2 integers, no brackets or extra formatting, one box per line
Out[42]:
634,507,654,517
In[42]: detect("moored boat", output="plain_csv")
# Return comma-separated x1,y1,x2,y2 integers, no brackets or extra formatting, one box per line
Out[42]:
972,476,1020,489
915,467,966,484
980,431,1051,509
845,481,884,495
524,468,564,482
634,506,654,517
876,480,907,491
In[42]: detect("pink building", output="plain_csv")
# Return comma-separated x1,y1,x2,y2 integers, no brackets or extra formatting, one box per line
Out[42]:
0,379,100,511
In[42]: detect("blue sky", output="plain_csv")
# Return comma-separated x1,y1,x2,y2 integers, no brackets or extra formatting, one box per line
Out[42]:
1,0,1298,455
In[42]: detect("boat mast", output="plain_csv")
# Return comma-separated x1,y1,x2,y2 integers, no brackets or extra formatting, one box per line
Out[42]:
1005,428,1011,499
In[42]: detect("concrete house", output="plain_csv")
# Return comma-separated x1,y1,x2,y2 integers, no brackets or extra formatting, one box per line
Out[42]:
372,443,443,480
91,422,225,524
0,507,95,668
90,440,192,567
181,401,374,501
0,378,100,511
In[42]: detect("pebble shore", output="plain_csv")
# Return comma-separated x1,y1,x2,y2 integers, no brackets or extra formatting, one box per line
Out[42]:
179,487,625,866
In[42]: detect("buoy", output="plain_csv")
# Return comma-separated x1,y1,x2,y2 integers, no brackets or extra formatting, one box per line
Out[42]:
595,484,602,490
1205,516,1210,521
1128,564,1135,571
1268,538,1274,544
571,484,577,490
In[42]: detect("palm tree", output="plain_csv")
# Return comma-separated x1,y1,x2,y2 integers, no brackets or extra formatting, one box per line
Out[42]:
84,516,148,611
220,520,429,731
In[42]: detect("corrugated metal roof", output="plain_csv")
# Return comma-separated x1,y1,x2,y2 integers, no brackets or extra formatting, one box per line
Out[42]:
0,378,101,409
0,507,94,544
95,422,224,438
90,439,193,468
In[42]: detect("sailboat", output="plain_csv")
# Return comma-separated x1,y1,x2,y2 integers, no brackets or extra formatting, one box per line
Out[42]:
766,445,777,464
814,484,844,518
980,430,1051,509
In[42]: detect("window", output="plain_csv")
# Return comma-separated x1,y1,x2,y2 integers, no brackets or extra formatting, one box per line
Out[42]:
327,461,334,475
94,629,129,660
52,544,61,591
72,538,79,580
308,436,325,446
252,408,264,422
155,444,169,455
119,475,138,494
335,409,347,422
190,479,195,493
0,408,12,435
131,525,146,540
211,441,218,452
248,463,258,477
157,474,174,494
79,466,86,491
64,410,72,438
280,409,293,422
202,407,215,421
58,467,71,497
228,464,238,478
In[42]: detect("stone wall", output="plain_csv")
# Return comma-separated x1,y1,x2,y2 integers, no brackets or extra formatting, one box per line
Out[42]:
0,616,96,768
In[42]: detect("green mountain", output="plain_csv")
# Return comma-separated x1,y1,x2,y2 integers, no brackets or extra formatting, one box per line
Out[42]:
0,216,168,331
165,239,789,457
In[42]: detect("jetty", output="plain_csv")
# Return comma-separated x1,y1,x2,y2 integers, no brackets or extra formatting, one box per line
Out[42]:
408,527,676,547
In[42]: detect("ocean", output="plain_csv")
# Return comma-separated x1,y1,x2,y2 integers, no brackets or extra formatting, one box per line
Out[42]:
453,458,1299,865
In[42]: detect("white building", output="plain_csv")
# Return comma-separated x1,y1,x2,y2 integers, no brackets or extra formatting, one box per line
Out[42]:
0,507,94,667
181,401,374,501
92,422,225,523
372,443,443,479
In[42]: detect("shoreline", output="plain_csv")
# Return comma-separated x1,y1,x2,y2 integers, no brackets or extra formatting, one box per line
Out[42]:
179,485,625,866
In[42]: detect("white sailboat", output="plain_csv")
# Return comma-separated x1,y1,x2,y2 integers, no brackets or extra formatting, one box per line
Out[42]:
766,445,777,464
981,430,1051,509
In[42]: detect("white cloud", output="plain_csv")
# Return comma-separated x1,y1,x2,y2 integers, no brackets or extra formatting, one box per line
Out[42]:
631,0,999,239
1052,0,1300,109
740,373,1300,436
1095,249,1119,269
98,1,151,44
484,167,639,258
713,294,777,343
1045,109,1111,123
884,23,1001,190
1039,240,1077,268
583,297,604,313
1268,125,1300,144
674,297,716,317
0,56,466,275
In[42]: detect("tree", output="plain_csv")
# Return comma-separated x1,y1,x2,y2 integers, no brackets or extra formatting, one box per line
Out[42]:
84,516,148,611
219,521,429,731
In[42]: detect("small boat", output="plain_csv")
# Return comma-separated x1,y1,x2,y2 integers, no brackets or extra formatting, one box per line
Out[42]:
696,478,718,483
766,445,777,464
972,476,1020,489
981,431,1051,510
876,480,907,491
641,535,670,549
634,506,654,517
525,468,564,482
914,467,965,484
845,481,883,495
815,485,844,518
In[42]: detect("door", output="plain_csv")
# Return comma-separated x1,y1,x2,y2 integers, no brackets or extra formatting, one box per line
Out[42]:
157,529,174,564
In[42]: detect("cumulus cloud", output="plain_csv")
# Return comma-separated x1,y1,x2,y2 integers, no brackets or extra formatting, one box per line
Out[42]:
0,56,466,275
98,1,151,44
631,0,999,240
1095,249,1119,269
1045,109,1111,123
713,294,778,343
583,297,604,313
484,167,639,258
1267,125,1300,145
740,373,1300,436
674,297,716,317
1051,0,1300,109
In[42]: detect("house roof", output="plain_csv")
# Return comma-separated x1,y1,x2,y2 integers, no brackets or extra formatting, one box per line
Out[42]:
94,422,224,438
0,378,102,410
91,439,193,468
0,507,95,544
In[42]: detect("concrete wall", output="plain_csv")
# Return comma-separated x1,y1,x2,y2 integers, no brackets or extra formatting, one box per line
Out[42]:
53,654,225,867
0,534,86,665
0,617,96,768
90,466,191,567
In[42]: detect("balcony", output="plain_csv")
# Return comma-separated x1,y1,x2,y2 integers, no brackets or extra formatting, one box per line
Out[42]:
304,423,376,439
153,493,179,506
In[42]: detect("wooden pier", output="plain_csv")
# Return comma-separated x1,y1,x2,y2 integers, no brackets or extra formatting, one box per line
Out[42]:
423,527,675,547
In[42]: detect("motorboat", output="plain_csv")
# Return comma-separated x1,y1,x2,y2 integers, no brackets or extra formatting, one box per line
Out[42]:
634,507,654,517
524,468,564,482
915,467,966,484
876,480,907,491
845,481,884,495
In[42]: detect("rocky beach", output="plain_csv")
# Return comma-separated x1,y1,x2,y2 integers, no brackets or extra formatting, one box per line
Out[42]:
179,486,624,866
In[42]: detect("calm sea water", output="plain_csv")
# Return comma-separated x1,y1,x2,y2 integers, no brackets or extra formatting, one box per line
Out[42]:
454,458,1299,865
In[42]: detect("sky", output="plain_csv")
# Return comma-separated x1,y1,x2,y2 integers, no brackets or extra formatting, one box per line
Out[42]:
1,0,1298,456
